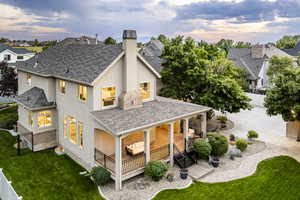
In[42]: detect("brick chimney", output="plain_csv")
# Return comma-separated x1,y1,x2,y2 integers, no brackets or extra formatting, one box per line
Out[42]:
251,45,265,59
119,30,143,110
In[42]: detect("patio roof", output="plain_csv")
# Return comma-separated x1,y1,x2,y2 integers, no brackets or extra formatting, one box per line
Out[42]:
91,96,211,136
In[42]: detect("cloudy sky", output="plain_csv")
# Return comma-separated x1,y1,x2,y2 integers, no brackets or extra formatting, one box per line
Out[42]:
0,0,299,43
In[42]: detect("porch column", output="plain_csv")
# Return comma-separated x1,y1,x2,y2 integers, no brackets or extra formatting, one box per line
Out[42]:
183,118,189,152
168,122,174,167
115,136,122,191
144,129,151,163
201,112,207,138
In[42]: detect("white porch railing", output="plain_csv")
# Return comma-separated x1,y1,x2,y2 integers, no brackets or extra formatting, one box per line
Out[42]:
0,169,22,200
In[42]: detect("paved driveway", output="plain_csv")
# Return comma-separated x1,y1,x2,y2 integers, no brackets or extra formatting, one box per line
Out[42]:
223,106,286,143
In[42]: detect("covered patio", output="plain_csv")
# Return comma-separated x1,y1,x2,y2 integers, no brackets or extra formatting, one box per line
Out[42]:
91,97,210,190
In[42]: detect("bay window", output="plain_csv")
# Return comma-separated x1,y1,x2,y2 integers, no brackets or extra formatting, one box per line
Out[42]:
38,111,52,128
102,87,116,107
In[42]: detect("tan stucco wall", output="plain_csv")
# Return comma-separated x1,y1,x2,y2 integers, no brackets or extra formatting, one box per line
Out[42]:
18,71,56,102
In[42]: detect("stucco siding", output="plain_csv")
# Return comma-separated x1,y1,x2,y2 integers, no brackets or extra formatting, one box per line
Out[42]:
93,58,124,111
18,71,56,102
137,58,157,101
18,106,32,131
56,79,95,168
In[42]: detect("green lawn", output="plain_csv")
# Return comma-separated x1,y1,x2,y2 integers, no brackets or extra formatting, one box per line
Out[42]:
154,156,300,200
0,131,103,200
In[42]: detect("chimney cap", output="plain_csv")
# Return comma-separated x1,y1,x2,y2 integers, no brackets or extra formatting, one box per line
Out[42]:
123,30,137,39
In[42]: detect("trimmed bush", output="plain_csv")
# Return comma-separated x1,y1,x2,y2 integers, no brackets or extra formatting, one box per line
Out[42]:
145,161,168,181
207,133,229,156
216,115,228,123
90,166,111,186
236,139,248,152
193,139,212,159
248,130,259,139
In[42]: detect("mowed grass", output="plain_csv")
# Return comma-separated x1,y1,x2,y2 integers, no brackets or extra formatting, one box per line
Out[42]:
0,131,103,200
154,156,300,200
13,46,43,53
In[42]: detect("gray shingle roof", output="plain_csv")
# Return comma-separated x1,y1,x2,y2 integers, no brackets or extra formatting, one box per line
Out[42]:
91,96,210,135
282,43,300,57
228,48,264,80
0,43,33,54
15,87,55,110
17,44,124,85
139,40,164,73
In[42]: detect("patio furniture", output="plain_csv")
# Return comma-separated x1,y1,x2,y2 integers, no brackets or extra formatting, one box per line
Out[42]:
126,141,144,156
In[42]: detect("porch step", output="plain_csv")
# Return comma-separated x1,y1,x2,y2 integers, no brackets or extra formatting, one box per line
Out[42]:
188,166,214,181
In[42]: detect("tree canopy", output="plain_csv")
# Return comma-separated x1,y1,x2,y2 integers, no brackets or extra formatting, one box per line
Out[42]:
266,56,295,82
104,37,117,45
276,35,300,49
265,66,300,121
159,36,252,113
0,62,17,97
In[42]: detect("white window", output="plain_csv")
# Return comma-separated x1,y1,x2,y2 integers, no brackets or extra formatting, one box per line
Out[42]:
140,82,151,100
26,73,32,86
64,116,84,148
78,85,87,102
37,111,52,128
59,80,66,94
102,87,116,107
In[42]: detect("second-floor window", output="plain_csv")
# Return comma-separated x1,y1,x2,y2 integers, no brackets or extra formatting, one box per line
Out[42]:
26,73,32,86
4,54,11,61
102,87,116,107
59,80,66,94
78,85,87,102
140,82,151,100
37,110,52,128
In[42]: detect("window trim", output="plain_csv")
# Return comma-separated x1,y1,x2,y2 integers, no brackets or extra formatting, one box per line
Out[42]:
26,73,32,86
78,85,88,102
67,116,77,144
64,115,84,149
139,82,151,101
101,86,117,109
78,121,84,149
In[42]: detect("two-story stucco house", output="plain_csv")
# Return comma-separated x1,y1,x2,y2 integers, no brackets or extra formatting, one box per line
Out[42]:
15,30,210,191
228,44,293,91
0,43,35,67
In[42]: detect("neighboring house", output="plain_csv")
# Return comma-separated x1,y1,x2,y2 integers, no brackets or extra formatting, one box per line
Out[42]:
15,30,210,191
228,45,292,91
282,42,300,58
0,43,35,67
13,41,31,47
57,35,101,46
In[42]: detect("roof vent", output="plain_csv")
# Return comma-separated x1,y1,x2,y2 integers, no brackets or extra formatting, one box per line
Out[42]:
66,66,69,73
33,60,38,68
26,96,30,101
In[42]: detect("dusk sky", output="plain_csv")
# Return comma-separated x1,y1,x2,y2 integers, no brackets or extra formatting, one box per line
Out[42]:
0,0,299,43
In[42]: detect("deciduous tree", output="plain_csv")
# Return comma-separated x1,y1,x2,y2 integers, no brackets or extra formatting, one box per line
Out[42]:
0,62,17,96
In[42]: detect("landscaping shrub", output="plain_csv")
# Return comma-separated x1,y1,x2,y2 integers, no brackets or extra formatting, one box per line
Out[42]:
90,166,111,186
207,133,229,156
193,139,212,159
0,105,18,129
145,161,168,181
248,130,259,140
216,115,228,123
236,139,248,152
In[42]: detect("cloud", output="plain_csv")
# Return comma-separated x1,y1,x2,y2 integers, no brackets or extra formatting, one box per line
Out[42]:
0,0,300,43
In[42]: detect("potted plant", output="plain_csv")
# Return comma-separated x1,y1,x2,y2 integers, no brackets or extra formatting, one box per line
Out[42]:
210,156,220,168
180,168,189,179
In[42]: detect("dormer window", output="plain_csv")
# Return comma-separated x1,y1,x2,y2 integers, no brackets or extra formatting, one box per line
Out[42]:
102,87,116,107
78,85,87,102
140,82,150,100
59,80,66,94
26,73,32,86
